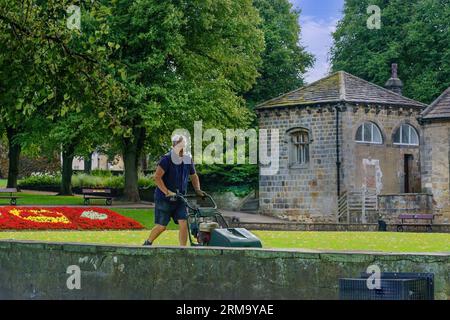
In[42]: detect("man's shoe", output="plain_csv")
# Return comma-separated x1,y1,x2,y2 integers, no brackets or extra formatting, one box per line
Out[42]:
143,240,152,246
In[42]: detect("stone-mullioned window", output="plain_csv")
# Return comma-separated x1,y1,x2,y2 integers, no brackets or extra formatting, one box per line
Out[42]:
393,124,419,146
289,128,310,167
355,122,383,144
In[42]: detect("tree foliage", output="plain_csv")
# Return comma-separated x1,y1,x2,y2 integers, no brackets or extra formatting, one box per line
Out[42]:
331,0,450,104
104,0,265,200
245,0,314,106
0,0,120,188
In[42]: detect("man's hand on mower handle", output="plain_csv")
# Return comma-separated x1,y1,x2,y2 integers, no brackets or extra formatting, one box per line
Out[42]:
195,189,207,198
165,190,176,198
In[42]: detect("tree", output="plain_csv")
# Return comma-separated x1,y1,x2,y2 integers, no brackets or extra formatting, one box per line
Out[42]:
330,0,450,104
0,1,120,188
104,0,265,201
246,0,314,106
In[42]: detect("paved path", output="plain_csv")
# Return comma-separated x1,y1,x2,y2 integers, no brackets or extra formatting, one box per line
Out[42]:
220,210,284,223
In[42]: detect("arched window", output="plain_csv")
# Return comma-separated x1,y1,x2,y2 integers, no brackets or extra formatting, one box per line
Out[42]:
393,124,419,146
288,128,310,166
356,122,383,144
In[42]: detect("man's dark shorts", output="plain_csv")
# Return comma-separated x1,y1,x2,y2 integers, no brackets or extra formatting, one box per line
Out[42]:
154,199,187,226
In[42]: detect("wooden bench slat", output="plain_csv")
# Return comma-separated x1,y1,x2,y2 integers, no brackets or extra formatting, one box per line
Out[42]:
84,196,112,199
0,188,18,193
82,188,113,205
82,189,112,194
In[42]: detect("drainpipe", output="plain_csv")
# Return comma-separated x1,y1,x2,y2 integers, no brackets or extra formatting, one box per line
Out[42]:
336,105,341,197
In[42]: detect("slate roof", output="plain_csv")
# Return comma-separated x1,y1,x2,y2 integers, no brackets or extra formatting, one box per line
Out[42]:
256,71,427,110
421,87,450,120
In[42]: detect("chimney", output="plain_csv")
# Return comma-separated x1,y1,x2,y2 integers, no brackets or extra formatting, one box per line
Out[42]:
385,63,403,95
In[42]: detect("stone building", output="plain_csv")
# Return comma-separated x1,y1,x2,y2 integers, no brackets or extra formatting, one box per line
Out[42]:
256,66,432,223
420,87,450,221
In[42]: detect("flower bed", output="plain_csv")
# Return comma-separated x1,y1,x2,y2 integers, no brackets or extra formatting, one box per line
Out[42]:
0,207,144,230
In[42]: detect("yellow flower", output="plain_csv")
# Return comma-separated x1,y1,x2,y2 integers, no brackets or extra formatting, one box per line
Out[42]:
9,208,71,224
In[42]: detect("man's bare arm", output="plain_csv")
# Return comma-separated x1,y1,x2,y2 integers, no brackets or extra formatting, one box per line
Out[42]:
190,173,201,191
154,165,171,196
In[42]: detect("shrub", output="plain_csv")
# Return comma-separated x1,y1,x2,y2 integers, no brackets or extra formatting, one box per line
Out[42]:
196,164,258,196
18,172,61,187
90,169,113,177
19,172,155,190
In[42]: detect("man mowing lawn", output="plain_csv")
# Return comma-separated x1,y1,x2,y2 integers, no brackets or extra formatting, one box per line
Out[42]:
143,134,206,246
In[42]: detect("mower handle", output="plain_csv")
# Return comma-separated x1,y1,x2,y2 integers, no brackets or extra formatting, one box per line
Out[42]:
175,192,217,210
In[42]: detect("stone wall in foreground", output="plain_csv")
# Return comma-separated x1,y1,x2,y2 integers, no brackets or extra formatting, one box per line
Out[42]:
0,240,448,300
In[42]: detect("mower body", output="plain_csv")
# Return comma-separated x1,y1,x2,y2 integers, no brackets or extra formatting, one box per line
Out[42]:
179,193,263,248
208,228,262,248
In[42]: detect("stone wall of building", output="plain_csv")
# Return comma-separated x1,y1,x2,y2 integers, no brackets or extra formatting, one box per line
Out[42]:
341,104,422,196
421,121,450,223
258,104,424,222
258,106,339,222
378,193,433,221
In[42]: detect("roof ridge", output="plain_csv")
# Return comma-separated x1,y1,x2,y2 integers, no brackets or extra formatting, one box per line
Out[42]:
421,87,450,117
342,72,427,107
339,71,346,100
255,71,341,109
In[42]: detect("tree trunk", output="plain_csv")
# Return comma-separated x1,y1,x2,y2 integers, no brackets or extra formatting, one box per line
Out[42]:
122,127,145,202
6,126,21,189
60,143,76,195
84,152,93,174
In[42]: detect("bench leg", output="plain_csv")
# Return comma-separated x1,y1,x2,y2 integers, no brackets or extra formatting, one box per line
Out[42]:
10,198,16,206
426,225,432,233
396,225,404,232
84,198,90,205
106,199,112,206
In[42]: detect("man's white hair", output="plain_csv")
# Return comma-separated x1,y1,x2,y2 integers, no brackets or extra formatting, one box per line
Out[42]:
171,134,186,146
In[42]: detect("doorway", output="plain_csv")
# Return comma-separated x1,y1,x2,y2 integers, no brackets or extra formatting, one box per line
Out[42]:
404,154,413,193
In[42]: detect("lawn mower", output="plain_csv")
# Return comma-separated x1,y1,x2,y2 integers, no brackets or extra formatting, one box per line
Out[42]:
175,192,262,248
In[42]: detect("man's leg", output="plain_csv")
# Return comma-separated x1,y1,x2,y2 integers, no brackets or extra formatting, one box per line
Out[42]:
178,220,188,246
145,200,171,245
147,224,167,243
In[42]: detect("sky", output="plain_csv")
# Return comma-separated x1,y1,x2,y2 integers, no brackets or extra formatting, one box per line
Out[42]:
289,0,345,83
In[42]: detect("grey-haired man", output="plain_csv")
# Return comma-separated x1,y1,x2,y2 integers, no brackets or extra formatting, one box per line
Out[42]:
143,135,205,246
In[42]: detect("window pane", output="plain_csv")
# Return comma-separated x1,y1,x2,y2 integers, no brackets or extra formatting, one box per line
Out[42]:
356,126,363,141
304,144,309,164
364,123,372,142
290,129,310,165
410,127,419,145
401,124,409,144
373,125,382,144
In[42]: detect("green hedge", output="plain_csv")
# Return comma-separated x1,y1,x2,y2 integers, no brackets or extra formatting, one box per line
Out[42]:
18,165,258,197
196,164,258,197
18,173,155,189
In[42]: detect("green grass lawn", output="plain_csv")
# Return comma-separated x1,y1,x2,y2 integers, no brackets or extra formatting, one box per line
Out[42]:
0,192,142,206
113,208,177,230
0,193,86,206
0,179,6,188
0,192,449,253
0,230,448,253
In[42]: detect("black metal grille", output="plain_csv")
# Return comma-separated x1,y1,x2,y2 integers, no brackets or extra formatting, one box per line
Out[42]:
339,272,434,300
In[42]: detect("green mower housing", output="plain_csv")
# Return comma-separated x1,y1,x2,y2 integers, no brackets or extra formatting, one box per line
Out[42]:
208,228,262,248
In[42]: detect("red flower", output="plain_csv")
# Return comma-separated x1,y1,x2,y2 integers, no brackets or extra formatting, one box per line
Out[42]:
0,207,144,230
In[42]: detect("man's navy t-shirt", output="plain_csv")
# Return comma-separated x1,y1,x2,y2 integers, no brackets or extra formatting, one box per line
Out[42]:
154,151,196,201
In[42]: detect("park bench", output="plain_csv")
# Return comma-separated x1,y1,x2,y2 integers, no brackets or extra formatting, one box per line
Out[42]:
82,188,113,206
0,188,20,205
396,214,435,232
